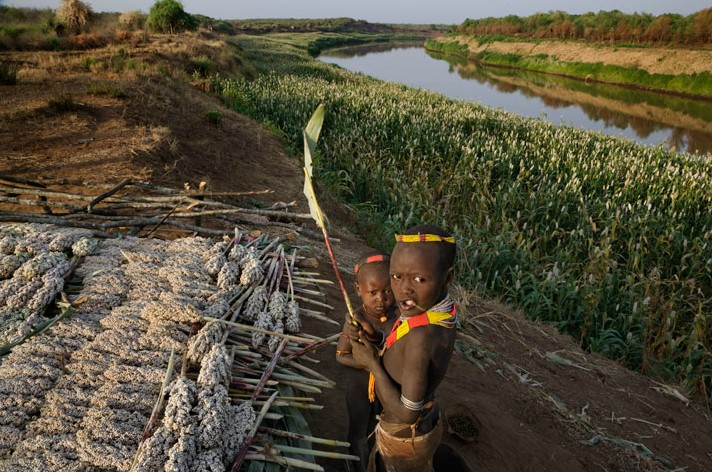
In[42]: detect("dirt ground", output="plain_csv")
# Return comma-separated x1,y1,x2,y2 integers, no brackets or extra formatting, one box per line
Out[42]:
2,35,712,472
448,36,712,76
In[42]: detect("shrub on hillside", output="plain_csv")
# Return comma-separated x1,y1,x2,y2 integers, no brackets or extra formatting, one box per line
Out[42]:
205,109,222,127
48,93,78,112
55,0,93,35
119,10,145,31
146,0,196,34
0,60,19,85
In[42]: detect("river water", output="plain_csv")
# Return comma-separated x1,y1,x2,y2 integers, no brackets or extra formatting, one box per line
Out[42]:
320,44,712,155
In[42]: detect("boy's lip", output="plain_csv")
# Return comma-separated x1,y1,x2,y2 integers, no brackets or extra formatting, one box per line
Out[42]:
398,299,418,311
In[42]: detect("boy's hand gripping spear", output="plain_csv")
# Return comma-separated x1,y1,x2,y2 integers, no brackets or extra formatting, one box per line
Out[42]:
302,104,361,330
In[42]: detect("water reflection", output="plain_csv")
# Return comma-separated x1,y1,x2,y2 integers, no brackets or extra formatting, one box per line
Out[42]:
322,41,424,58
320,45,712,155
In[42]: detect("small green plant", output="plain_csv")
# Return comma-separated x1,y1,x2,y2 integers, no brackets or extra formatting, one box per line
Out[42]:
0,61,19,85
86,82,126,98
191,55,213,78
157,64,173,77
48,93,78,112
80,57,97,71
105,48,129,72
205,109,222,127
45,36,62,51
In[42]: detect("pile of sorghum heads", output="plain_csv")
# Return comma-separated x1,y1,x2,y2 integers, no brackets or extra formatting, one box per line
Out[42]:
0,224,95,345
0,224,303,471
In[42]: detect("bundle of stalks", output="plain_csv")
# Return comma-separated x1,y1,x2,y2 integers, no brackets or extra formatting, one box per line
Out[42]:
0,176,317,239
0,222,352,472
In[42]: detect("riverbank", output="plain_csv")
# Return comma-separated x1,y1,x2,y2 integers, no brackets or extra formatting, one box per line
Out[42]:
425,36,712,99
432,56,712,153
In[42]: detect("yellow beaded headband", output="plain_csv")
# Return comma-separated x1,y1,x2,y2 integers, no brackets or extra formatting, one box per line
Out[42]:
395,234,455,244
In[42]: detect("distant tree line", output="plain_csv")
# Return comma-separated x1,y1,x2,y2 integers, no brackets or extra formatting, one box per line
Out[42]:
456,9,712,45
228,18,390,35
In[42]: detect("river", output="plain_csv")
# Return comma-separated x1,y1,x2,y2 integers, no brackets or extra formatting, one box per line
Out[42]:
319,44,712,156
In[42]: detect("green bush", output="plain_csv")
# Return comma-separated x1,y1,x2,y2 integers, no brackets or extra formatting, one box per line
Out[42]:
146,0,196,34
45,36,62,50
205,109,221,127
191,55,213,77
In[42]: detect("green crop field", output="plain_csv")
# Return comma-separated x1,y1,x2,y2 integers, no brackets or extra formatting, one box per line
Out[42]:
215,35,712,405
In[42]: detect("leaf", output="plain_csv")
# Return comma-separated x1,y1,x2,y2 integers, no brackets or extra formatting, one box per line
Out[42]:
545,351,590,372
303,104,325,176
246,460,265,472
302,104,326,229
303,168,325,230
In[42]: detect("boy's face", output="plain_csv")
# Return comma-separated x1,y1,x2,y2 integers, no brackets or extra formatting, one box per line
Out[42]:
390,243,453,316
355,264,394,317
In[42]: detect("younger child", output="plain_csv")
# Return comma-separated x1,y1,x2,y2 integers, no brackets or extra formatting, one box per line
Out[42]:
336,252,397,472
350,224,458,472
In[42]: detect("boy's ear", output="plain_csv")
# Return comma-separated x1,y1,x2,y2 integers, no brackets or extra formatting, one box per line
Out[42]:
354,281,361,295
444,267,455,288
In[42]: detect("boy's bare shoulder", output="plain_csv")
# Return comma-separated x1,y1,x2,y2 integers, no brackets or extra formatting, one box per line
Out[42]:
400,325,451,354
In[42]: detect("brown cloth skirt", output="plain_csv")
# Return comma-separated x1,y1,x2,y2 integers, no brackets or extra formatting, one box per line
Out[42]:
367,406,443,472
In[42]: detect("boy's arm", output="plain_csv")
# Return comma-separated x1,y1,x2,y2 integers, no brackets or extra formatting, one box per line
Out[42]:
335,320,368,370
351,329,429,424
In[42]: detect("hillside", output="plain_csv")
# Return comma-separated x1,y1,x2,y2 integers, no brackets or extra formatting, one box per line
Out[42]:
2,32,712,472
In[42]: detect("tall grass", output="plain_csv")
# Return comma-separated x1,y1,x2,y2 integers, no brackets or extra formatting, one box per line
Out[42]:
215,36,712,405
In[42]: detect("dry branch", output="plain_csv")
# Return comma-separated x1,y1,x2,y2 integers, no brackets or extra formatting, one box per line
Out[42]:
86,178,132,212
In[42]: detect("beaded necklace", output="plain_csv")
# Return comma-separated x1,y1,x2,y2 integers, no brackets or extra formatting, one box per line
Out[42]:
368,296,457,402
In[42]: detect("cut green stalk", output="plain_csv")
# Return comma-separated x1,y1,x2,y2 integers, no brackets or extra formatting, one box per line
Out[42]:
243,453,323,471
270,444,360,461
252,400,323,409
204,316,317,344
258,426,350,447
293,294,334,309
291,276,334,285
284,332,342,363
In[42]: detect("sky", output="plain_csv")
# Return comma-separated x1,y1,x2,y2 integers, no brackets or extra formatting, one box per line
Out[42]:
2,0,710,24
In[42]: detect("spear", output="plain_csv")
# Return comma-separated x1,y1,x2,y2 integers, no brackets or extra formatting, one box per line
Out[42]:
302,104,359,328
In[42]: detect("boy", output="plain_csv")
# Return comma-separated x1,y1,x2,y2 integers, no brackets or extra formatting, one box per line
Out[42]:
336,252,398,472
350,224,457,472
